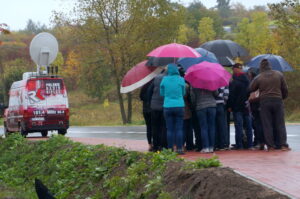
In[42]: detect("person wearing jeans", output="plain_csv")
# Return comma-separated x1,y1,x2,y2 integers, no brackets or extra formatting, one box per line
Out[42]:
164,107,184,151
160,64,185,154
233,111,253,149
191,88,218,153
228,63,253,149
197,107,216,152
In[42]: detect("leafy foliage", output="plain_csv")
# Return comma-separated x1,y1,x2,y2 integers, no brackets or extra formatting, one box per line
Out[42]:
0,135,221,198
53,0,185,123
61,50,80,90
198,17,216,43
22,19,48,34
177,24,192,44
0,59,32,105
269,0,300,69
190,156,222,169
235,12,279,56
217,0,231,19
185,2,224,41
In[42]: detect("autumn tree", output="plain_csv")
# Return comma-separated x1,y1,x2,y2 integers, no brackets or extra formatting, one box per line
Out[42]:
0,59,32,105
23,19,48,34
269,0,300,68
198,17,216,43
0,23,10,105
235,12,279,56
185,1,224,41
52,51,64,73
61,50,81,90
177,24,196,44
217,0,231,21
228,3,250,30
54,0,184,124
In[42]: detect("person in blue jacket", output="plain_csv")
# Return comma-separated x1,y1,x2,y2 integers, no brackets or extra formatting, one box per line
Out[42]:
160,64,186,154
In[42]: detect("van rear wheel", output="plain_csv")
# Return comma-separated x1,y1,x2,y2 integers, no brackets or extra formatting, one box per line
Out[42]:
19,126,27,137
41,131,48,137
58,129,67,135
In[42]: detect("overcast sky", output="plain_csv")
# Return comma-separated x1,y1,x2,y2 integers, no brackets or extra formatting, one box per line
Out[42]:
0,0,283,31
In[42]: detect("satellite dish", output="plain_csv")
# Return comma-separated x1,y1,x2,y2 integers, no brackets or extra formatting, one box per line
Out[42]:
29,32,58,73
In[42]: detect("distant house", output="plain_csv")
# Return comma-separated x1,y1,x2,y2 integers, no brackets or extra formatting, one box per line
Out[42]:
223,26,232,33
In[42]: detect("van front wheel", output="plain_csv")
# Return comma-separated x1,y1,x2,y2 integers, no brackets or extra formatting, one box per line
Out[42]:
4,123,10,137
41,131,48,137
58,129,67,135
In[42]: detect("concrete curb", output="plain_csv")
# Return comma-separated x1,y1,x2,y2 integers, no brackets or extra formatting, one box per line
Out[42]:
233,170,296,199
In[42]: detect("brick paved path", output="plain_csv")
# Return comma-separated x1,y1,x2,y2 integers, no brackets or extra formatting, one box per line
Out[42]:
69,137,300,198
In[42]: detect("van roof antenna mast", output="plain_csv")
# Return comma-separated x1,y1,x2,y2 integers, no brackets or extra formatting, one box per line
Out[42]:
29,32,59,76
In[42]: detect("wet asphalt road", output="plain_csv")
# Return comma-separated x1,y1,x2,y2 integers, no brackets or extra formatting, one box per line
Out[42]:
0,125,299,151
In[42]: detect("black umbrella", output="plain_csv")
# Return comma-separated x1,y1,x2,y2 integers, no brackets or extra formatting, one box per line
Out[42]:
218,56,235,66
145,56,178,66
200,40,248,58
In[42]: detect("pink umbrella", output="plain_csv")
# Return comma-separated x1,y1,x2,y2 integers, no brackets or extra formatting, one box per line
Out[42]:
185,61,232,91
147,43,201,58
120,60,163,93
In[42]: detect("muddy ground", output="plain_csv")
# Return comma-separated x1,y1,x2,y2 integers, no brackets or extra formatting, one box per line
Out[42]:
163,162,289,199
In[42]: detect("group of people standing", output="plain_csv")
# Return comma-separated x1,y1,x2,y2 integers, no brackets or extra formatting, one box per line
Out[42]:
140,59,290,154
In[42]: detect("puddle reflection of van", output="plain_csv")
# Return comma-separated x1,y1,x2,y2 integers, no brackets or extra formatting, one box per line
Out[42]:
4,72,69,137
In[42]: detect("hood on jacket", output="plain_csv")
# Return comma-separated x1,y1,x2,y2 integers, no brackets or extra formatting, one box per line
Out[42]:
167,64,179,76
260,59,272,73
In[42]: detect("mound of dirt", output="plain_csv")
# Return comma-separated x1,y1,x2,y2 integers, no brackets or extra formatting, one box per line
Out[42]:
163,162,289,199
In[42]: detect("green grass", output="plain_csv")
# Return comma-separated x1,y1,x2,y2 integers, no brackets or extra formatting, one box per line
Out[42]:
0,184,24,199
67,91,300,125
0,134,221,198
68,91,144,126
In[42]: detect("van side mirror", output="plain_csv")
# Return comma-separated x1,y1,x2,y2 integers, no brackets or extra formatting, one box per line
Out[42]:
0,103,8,109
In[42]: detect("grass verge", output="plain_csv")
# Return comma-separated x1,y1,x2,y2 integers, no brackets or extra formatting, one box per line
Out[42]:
0,134,221,199
68,91,144,126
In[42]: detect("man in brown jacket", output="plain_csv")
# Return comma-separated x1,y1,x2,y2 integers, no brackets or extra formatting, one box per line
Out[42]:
250,59,289,151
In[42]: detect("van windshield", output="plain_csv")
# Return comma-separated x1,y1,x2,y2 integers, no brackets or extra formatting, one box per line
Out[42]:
26,79,68,108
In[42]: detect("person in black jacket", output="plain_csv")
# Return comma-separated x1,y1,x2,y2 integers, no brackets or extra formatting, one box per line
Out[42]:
228,63,253,150
149,71,167,152
247,68,264,150
140,80,154,151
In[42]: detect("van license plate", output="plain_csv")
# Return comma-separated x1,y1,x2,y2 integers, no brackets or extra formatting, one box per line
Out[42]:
32,117,45,121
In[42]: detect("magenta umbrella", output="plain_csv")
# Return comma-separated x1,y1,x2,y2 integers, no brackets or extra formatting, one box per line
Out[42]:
120,60,163,93
147,43,201,58
185,61,232,91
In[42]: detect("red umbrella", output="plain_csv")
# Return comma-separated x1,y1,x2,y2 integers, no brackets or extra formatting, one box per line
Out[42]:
147,43,200,58
120,60,163,93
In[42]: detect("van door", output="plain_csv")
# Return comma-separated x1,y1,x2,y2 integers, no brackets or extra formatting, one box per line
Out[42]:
26,78,69,130
7,88,20,131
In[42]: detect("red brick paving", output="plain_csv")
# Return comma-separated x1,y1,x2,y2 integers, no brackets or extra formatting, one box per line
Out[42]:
69,137,300,198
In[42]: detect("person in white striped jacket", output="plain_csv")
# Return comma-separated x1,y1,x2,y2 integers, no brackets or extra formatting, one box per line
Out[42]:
215,86,230,150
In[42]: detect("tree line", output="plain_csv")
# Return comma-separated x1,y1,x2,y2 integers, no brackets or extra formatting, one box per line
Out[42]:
0,0,299,123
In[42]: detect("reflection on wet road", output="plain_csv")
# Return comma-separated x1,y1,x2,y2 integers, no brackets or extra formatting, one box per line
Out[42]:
1,125,299,151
